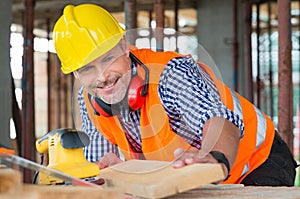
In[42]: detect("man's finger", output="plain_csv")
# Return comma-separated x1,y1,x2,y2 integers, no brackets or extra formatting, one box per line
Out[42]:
173,160,185,168
174,148,185,158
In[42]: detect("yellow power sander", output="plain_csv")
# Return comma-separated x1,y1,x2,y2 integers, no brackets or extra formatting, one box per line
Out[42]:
35,128,100,185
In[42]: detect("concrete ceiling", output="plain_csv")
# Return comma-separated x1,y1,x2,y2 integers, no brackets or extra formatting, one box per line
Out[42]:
12,0,197,33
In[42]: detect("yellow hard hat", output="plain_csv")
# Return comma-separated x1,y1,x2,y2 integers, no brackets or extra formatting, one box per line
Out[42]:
53,4,125,74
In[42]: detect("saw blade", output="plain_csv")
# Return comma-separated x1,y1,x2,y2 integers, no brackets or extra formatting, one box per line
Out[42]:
0,152,99,187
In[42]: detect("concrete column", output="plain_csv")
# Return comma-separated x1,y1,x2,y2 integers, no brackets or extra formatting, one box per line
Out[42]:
0,0,12,149
197,0,245,92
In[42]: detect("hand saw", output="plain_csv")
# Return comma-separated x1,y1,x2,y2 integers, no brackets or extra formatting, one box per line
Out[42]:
0,152,99,187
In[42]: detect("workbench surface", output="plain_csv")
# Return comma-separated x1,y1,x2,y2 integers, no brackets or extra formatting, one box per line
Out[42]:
1,182,300,199
1,166,300,199
166,185,300,199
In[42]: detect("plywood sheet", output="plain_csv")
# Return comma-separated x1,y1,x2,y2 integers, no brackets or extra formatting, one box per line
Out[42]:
99,159,225,198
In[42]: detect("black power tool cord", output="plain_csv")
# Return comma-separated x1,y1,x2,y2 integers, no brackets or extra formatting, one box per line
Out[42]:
32,153,44,184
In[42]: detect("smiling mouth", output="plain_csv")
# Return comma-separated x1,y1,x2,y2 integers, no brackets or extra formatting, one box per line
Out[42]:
97,76,120,90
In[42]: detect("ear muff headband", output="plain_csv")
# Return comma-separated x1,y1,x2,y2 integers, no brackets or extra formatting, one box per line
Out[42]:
129,53,149,96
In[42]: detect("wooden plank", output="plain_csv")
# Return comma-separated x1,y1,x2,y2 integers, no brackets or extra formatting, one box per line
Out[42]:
0,168,22,194
99,159,225,198
0,168,124,199
21,185,124,199
3,167,300,198
0,185,124,199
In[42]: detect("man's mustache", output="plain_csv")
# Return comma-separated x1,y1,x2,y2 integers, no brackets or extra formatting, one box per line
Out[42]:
93,75,122,89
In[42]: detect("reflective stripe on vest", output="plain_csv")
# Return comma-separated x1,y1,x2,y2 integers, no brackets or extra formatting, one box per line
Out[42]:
203,58,274,183
231,90,243,120
255,106,267,149
230,89,268,177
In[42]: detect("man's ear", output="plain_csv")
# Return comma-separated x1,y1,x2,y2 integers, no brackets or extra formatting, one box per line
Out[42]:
121,37,130,57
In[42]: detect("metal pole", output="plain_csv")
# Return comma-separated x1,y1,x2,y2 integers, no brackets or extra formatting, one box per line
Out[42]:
278,0,293,146
174,0,179,52
22,0,36,183
154,0,164,52
125,0,137,45
57,64,61,128
233,0,239,91
125,0,137,29
11,73,22,156
256,3,261,108
278,0,293,151
47,18,51,132
267,1,274,119
149,10,152,48
244,1,254,102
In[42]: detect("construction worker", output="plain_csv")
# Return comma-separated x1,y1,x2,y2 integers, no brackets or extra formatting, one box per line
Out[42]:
53,4,297,185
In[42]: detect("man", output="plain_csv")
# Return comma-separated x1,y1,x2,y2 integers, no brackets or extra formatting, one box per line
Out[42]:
53,4,297,185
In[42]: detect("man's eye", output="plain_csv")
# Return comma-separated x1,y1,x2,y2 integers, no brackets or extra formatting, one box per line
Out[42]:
78,65,94,73
102,55,114,63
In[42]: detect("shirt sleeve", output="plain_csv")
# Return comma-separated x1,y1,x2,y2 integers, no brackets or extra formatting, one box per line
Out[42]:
158,56,244,139
77,87,119,162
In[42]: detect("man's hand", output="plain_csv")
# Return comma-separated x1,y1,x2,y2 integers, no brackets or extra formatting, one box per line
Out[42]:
96,152,123,169
172,117,241,181
173,148,229,178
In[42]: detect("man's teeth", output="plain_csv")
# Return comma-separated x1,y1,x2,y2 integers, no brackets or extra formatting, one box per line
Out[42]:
97,76,120,89
103,83,114,89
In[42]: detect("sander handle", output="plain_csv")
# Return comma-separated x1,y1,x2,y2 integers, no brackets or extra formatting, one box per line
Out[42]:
36,134,49,153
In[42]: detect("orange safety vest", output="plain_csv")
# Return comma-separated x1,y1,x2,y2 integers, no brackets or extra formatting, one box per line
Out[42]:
83,48,275,184
0,147,14,155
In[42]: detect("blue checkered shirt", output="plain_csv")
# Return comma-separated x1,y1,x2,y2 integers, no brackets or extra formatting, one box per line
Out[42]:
78,56,244,162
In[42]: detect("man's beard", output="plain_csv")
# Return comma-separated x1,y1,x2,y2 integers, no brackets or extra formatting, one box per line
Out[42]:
93,72,131,104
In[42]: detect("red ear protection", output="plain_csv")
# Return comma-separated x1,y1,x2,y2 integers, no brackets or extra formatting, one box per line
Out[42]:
90,53,149,117
90,96,112,117
127,75,146,111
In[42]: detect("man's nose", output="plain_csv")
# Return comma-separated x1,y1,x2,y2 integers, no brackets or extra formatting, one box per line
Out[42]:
95,64,109,82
